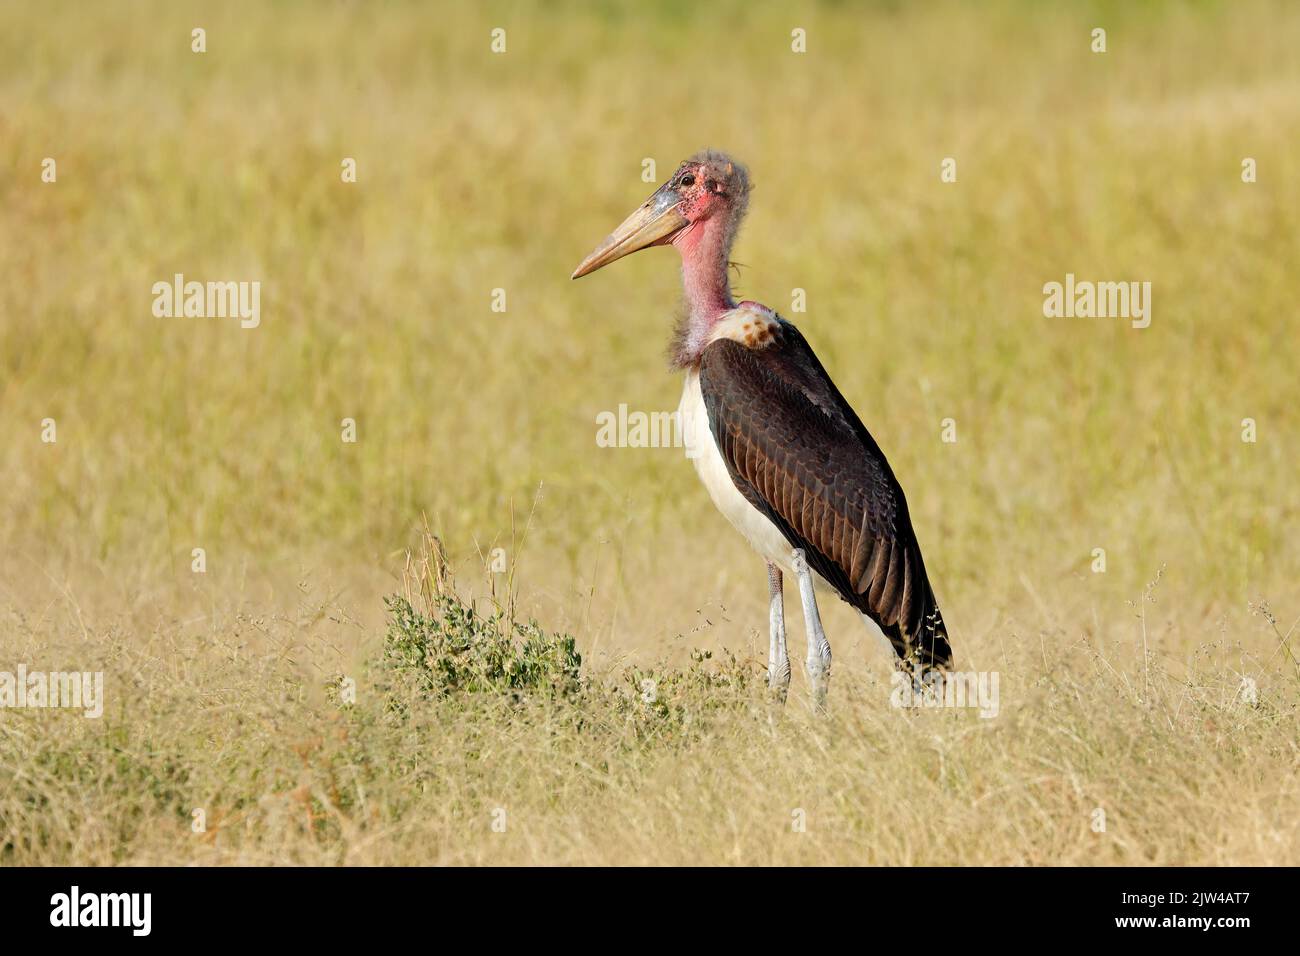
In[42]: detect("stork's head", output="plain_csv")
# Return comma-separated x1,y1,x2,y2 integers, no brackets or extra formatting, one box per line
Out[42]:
572,150,751,279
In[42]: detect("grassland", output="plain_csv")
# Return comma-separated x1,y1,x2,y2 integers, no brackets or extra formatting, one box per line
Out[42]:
1,0,1297,865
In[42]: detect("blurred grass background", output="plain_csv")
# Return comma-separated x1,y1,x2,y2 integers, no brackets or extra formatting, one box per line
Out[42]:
1,0,1297,864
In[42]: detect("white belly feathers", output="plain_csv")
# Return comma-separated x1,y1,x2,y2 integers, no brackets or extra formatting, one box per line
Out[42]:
679,369,797,573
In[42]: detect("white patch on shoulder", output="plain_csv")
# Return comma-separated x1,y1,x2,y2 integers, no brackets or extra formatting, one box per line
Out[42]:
706,303,780,350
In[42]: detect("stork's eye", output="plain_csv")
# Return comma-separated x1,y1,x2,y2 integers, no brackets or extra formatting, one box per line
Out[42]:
679,174,695,187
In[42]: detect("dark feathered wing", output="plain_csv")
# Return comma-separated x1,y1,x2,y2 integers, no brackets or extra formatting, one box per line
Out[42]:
698,320,953,672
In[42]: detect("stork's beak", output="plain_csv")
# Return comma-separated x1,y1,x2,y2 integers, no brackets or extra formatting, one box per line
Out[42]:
571,182,688,279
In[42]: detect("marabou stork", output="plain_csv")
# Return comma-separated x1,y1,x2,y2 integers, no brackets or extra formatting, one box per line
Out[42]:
572,150,952,705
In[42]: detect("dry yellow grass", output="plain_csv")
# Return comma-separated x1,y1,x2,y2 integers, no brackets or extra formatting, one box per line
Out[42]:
1,0,1297,865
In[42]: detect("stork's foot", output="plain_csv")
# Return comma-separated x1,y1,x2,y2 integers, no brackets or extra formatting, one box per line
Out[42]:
792,549,832,713
766,561,791,703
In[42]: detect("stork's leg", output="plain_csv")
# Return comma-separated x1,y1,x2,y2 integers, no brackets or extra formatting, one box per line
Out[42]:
766,561,791,700
792,548,832,710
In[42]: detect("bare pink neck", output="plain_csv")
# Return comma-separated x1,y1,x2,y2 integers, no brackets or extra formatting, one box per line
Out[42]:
671,214,736,364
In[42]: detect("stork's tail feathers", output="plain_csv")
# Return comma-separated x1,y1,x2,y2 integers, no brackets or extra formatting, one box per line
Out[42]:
911,596,953,675
883,586,952,678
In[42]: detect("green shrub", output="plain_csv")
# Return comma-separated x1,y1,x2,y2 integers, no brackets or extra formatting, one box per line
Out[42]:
378,594,582,712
